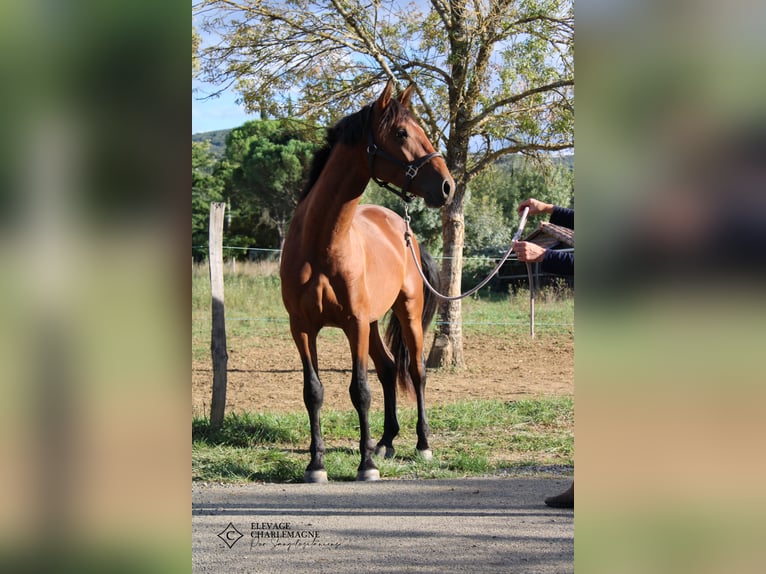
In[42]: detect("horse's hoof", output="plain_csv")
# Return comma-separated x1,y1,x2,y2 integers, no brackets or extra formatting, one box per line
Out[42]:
304,470,328,483
356,468,380,481
375,444,396,459
417,449,433,461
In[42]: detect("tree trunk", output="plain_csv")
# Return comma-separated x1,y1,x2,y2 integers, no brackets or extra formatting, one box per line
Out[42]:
427,187,466,369
427,2,473,369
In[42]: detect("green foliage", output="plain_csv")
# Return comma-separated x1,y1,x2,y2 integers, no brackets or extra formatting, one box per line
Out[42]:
192,27,200,77
464,192,512,256
223,119,323,253
192,141,224,260
470,155,574,230
191,119,323,259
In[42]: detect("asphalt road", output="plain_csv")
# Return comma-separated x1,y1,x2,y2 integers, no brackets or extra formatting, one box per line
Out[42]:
192,477,573,573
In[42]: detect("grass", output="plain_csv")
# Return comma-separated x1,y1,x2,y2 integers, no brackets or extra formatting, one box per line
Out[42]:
192,397,573,483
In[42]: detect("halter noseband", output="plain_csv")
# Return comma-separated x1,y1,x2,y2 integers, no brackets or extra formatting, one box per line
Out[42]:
366,130,442,203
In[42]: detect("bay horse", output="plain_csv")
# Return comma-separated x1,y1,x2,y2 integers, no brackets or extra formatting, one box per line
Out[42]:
280,81,455,482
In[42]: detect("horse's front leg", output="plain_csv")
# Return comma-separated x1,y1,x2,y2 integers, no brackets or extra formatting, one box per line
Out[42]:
401,314,432,460
302,356,328,482
347,321,380,481
291,324,327,483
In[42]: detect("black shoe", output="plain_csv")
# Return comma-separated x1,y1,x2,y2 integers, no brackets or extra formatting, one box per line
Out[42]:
544,483,573,508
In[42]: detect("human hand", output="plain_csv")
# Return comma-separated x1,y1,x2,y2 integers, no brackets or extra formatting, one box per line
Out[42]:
512,241,547,263
518,198,554,216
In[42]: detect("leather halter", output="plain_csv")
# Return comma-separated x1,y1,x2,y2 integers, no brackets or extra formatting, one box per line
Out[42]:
366,130,442,203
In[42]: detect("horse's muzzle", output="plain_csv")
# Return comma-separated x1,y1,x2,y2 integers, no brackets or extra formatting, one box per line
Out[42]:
441,177,455,206
425,177,454,208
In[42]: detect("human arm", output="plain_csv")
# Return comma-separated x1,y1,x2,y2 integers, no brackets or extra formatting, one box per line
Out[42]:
512,240,574,276
517,198,573,230
512,240,547,263
540,249,574,276
517,198,554,217
549,206,574,230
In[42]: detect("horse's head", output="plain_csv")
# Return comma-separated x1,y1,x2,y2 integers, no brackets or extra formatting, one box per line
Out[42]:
368,81,455,208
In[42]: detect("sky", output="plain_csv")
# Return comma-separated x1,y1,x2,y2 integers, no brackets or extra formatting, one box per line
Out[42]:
192,13,255,134
192,79,255,134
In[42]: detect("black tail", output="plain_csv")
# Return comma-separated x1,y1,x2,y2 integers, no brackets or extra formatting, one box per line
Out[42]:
385,246,441,399
419,248,440,331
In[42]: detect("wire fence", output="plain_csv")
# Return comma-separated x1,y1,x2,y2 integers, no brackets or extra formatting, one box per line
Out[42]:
191,246,575,332
192,245,574,262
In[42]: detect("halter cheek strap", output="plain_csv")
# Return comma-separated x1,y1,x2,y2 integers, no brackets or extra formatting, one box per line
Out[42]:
366,131,442,202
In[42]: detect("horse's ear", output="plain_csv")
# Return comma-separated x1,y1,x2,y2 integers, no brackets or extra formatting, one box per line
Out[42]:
398,84,415,109
376,80,394,110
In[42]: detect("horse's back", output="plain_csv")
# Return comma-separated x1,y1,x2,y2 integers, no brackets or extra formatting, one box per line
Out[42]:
354,203,402,229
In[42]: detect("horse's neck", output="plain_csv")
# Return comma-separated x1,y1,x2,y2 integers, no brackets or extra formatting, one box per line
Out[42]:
302,145,368,250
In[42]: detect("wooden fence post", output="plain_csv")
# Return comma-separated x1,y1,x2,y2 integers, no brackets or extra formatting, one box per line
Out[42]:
209,202,228,429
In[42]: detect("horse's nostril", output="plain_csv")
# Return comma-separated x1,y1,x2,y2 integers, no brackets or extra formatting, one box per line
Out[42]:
442,179,452,198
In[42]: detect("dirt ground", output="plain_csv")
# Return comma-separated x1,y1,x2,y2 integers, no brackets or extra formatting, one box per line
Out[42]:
192,331,573,416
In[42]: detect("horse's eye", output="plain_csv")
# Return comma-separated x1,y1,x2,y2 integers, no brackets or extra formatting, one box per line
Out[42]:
395,128,408,140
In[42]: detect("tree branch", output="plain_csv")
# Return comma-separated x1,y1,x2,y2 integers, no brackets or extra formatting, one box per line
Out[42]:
429,0,452,31
467,141,573,181
505,14,574,34
468,79,574,129
329,0,398,85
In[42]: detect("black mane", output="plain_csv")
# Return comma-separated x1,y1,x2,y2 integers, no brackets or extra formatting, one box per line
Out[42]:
299,98,412,202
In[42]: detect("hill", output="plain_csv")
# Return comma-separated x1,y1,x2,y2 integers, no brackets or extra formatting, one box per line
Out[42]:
192,129,230,157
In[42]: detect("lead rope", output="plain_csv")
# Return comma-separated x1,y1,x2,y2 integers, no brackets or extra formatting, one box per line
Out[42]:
404,205,530,304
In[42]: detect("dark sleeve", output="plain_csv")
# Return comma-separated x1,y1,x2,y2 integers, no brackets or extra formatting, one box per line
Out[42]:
550,206,574,230
541,249,574,276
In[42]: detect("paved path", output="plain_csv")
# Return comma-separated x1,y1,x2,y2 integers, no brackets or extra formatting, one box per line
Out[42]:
193,477,573,573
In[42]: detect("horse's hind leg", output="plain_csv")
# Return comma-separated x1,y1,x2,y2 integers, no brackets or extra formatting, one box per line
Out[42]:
410,349,432,459
369,321,399,458
397,307,432,460
291,322,327,483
